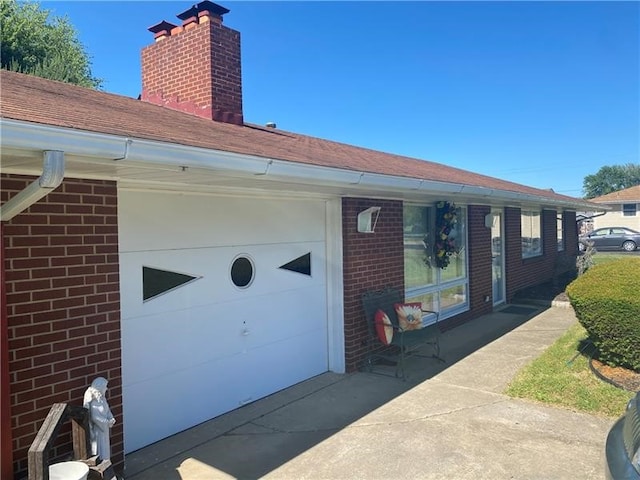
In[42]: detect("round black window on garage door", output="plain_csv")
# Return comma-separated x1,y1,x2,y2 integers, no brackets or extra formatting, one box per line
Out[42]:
231,256,254,288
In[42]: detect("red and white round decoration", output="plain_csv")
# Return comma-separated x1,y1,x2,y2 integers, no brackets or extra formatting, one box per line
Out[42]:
374,309,394,345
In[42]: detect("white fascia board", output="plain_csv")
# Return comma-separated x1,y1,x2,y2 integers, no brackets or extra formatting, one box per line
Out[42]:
596,200,637,205
1,118,594,210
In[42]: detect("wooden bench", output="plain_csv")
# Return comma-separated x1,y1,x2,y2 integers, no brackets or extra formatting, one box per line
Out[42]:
361,287,444,380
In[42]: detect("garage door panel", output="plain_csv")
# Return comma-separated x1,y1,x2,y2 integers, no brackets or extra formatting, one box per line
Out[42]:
246,332,328,393
122,307,245,386
120,241,326,318
125,335,327,454
119,190,326,252
123,286,327,387
240,357,326,415
243,288,327,346
124,352,249,453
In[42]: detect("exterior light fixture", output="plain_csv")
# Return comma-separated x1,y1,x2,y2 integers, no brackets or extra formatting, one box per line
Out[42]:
484,213,495,229
357,206,381,233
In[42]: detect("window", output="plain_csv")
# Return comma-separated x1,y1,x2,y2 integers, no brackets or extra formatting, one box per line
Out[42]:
231,256,255,288
623,203,637,216
611,228,628,235
404,205,435,290
142,266,200,301
521,209,542,258
403,204,468,323
557,212,564,251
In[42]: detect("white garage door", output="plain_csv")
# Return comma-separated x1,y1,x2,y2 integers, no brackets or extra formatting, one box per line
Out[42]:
119,190,329,452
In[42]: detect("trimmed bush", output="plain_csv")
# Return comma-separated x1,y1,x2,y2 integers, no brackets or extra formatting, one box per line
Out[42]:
566,258,640,371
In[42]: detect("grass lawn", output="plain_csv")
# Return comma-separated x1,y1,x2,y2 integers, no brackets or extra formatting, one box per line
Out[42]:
505,322,634,417
592,253,631,265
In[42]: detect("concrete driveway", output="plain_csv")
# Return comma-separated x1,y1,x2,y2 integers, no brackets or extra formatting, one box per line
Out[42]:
125,306,615,480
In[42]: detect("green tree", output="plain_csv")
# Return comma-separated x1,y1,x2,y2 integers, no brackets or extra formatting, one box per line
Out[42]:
583,163,640,199
1,0,101,88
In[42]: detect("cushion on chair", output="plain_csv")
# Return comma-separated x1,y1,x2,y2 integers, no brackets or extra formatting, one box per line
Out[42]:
374,309,394,345
394,303,424,331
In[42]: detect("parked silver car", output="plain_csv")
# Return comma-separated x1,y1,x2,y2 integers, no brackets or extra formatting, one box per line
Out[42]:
605,391,640,479
579,227,640,252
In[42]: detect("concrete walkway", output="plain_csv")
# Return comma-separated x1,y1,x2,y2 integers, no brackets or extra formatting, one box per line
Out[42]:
125,305,614,480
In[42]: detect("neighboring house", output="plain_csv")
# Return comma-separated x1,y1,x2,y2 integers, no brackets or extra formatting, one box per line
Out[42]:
590,185,640,231
0,2,598,478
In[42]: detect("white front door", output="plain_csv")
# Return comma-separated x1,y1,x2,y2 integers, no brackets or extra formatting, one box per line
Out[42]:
118,190,329,452
491,209,505,305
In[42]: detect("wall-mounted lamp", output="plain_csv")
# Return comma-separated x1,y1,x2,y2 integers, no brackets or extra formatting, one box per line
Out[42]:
357,206,381,233
484,213,495,229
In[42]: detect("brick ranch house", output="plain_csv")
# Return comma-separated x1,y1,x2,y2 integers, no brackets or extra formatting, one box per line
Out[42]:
0,2,598,478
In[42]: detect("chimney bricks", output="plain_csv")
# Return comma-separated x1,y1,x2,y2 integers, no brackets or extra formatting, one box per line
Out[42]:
141,1,243,125
148,20,178,41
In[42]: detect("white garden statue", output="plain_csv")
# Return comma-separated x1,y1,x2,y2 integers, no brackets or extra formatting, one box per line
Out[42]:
83,377,116,461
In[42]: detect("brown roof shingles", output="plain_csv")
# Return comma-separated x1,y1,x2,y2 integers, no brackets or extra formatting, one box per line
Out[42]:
591,185,640,203
1,70,582,204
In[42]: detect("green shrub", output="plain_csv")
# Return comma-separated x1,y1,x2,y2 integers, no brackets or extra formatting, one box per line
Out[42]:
566,258,640,371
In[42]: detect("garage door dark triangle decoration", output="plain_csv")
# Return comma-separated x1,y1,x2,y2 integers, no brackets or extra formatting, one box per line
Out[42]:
279,252,311,276
142,253,310,302
143,266,202,301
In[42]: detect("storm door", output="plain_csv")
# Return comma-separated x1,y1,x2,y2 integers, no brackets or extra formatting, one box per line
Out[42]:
491,208,505,305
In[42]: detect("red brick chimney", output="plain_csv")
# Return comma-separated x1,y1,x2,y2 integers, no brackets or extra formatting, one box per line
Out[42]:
141,1,243,125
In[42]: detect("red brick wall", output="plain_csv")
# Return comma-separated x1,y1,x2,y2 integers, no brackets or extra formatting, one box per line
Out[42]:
141,15,243,124
342,198,404,372
504,207,571,301
1,175,123,479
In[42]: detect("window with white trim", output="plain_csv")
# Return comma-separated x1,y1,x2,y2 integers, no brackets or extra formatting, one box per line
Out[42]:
403,204,468,323
623,203,637,216
557,212,564,251
521,209,542,258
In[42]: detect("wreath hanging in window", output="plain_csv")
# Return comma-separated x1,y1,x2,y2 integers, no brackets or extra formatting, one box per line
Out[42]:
434,201,458,269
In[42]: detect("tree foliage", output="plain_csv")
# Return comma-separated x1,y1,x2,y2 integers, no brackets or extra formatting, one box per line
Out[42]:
583,163,640,199
0,0,101,88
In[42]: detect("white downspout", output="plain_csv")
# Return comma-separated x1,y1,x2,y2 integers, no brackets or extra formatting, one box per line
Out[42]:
1,150,65,222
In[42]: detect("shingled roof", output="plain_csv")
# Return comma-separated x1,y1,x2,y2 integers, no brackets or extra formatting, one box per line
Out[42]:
0,69,593,208
590,185,640,204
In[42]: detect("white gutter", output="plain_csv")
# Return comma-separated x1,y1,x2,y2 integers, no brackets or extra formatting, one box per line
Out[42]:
0,118,598,210
1,150,65,222
1,120,127,159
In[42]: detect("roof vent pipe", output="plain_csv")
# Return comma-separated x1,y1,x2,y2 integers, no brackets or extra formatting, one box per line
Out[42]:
1,150,65,222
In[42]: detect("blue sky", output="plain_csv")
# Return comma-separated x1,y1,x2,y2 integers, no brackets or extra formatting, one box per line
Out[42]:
42,1,639,197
